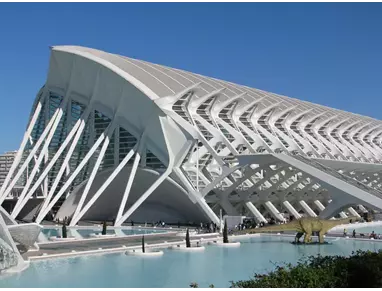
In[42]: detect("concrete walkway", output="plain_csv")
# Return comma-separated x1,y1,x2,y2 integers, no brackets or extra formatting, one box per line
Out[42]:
23,232,222,261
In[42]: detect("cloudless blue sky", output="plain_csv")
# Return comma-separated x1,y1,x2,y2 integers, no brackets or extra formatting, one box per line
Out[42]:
0,3,382,153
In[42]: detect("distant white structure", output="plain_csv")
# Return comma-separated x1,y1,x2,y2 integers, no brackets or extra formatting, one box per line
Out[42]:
1,45,382,226
0,151,16,187
0,152,25,204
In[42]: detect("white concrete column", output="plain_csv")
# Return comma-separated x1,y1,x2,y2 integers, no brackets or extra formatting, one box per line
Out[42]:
35,126,110,223
70,133,112,226
0,108,61,204
219,198,239,216
245,202,267,223
0,101,42,198
348,207,361,218
115,146,142,224
283,201,301,219
115,160,174,226
70,143,137,226
313,200,325,212
299,200,317,217
358,205,368,213
196,198,220,225
264,201,284,221
339,212,348,219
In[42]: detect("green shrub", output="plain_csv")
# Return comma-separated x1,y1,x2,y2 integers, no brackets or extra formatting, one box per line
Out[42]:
230,250,382,288
223,220,228,243
186,228,191,248
190,250,382,288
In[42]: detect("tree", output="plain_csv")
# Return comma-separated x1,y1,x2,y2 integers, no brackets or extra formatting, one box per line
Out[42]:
230,250,382,288
62,222,67,239
186,228,191,248
223,219,228,243
190,250,382,288
142,235,145,253
102,221,107,235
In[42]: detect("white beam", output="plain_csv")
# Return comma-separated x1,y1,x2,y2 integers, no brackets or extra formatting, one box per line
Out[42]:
35,125,111,223
348,207,361,218
264,201,285,221
115,159,174,226
245,201,267,223
70,132,112,226
0,101,42,198
0,108,61,204
37,108,91,216
72,144,137,226
115,144,142,223
283,200,302,219
11,112,85,218
314,200,325,212
299,200,317,217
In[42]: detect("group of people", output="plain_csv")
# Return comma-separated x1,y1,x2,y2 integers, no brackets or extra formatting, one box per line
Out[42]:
344,229,382,239
199,222,218,233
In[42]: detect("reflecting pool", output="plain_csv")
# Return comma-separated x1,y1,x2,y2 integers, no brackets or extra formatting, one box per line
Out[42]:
1,235,382,287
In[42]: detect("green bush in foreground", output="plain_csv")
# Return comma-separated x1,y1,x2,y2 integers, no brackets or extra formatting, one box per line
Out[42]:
192,250,382,288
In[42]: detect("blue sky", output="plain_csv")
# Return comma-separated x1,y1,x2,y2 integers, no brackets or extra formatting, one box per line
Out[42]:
0,3,381,153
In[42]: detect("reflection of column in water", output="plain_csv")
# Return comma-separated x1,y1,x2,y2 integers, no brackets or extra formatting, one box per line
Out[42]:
114,229,125,237
37,232,49,243
69,229,84,240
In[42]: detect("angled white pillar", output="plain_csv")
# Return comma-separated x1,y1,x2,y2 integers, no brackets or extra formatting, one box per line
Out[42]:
11,87,72,213
195,197,220,225
0,108,61,204
42,110,92,215
70,130,114,226
43,150,49,197
313,200,325,212
0,101,42,198
339,212,348,219
35,126,111,223
299,200,317,217
115,142,142,224
358,204,368,213
283,201,301,219
348,207,361,218
27,136,45,196
71,144,137,226
245,201,267,223
115,158,175,226
11,112,85,218
264,201,284,221
219,198,239,216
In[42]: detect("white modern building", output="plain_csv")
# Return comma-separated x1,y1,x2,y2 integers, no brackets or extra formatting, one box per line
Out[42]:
0,151,24,201
0,151,17,186
1,45,382,226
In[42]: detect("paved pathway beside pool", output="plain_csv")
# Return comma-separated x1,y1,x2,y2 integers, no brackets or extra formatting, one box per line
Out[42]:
23,232,222,260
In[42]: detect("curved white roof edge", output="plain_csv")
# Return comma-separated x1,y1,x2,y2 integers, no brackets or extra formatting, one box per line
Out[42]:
52,46,160,100
51,45,380,125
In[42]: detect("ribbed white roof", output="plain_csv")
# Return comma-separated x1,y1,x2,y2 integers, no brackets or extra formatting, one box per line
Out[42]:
53,45,381,130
